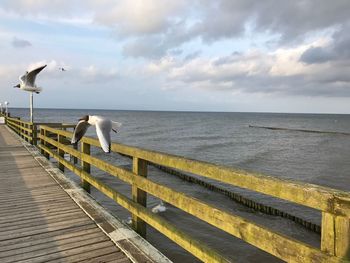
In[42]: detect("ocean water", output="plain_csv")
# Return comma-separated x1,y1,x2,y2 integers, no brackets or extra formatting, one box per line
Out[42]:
9,108,350,262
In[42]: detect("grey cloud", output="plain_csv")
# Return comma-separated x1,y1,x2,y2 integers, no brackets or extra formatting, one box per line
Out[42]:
184,50,202,61
122,21,193,58
213,52,242,65
300,23,350,64
12,37,32,48
3,1,350,59
166,51,350,97
299,47,334,64
122,38,166,59
120,0,350,58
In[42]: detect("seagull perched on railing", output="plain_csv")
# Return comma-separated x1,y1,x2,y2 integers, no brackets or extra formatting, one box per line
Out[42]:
71,115,122,153
14,65,47,94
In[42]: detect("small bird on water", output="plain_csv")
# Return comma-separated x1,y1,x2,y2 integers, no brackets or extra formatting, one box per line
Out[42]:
14,65,47,94
71,115,122,153
151,200,167,213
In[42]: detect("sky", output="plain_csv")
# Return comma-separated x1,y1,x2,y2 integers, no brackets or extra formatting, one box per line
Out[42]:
0,0,350,113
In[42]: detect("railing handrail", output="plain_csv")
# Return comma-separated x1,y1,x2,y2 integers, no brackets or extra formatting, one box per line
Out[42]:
40,125,350,217
6,116,33,125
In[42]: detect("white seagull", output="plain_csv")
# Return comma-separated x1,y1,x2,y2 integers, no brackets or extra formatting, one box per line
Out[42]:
14,65,47,94
151,201,167,213
71,115,122,153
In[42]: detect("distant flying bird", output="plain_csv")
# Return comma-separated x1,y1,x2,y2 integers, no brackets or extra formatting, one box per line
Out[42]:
71,115,122,153
14,65,47,94
59,67,66,71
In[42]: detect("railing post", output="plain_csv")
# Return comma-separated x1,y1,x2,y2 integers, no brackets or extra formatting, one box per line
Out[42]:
132,157,148,237
57,134,65,172
20,122,24,139
81,142,91,193
43,129,50,159
40,128,44,155
22,122,25,139
321,212,350,259
25,123,28,142
32,124,37,145
73,144,78,164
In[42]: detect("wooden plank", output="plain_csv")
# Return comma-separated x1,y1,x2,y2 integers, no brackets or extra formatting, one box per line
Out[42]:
0,182,59,192
0,199,75,212
0,231,106,259
0,207,81,225
0,210,84,229
13,241,116,263
0,216,91,236
0,199,76,213
0,194,74,206
40,247,124,263
0,224,97,248
0,192,69,203
0,218,93,241
0,185,64,198
74,251,129,263
0,196,71,207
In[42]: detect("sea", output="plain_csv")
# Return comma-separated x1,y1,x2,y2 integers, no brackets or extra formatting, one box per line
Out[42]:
9,108,350,262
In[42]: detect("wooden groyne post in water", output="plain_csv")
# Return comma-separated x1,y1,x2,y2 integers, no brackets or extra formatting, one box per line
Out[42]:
2,113,350,262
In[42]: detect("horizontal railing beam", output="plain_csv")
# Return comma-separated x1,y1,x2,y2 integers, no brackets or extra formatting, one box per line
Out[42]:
6,121,33,134
6,117,32,125
40,125,350,217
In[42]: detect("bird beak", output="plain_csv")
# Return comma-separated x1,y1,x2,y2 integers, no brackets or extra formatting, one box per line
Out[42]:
13,84,20,88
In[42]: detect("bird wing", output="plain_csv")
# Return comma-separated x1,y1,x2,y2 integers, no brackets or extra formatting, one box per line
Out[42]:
95,121,111,153
71,120,90,144
19,74,26,85
111,121,122,132
26,65,47,86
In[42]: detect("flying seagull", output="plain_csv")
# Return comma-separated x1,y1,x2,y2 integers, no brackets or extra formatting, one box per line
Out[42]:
59,67,66,71
71,115,122,153
14,65,47,94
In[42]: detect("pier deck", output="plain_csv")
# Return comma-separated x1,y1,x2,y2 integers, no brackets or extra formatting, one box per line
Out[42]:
0,125,131,263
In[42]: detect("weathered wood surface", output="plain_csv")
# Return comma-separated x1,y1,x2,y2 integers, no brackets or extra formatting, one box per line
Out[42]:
0,125,131,263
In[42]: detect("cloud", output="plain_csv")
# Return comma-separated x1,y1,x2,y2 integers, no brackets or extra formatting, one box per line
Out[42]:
144,39,350,97
300,23,350,64
2,1,350,59
11,37,31,48
80,65,119,84
93,0,187,36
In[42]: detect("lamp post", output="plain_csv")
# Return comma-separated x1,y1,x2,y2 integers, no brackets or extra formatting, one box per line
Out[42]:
0,103,2,115
30,92,33,123
4,101,9,116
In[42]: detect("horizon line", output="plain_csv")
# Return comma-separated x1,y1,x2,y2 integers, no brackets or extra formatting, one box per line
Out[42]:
7,106,350,115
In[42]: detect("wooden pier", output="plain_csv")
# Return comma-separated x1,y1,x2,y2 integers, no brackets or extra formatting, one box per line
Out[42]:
0,122,169,262
1,115,350,262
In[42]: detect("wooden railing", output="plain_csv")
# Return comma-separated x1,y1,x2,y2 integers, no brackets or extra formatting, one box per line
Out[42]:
3,117,350,262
